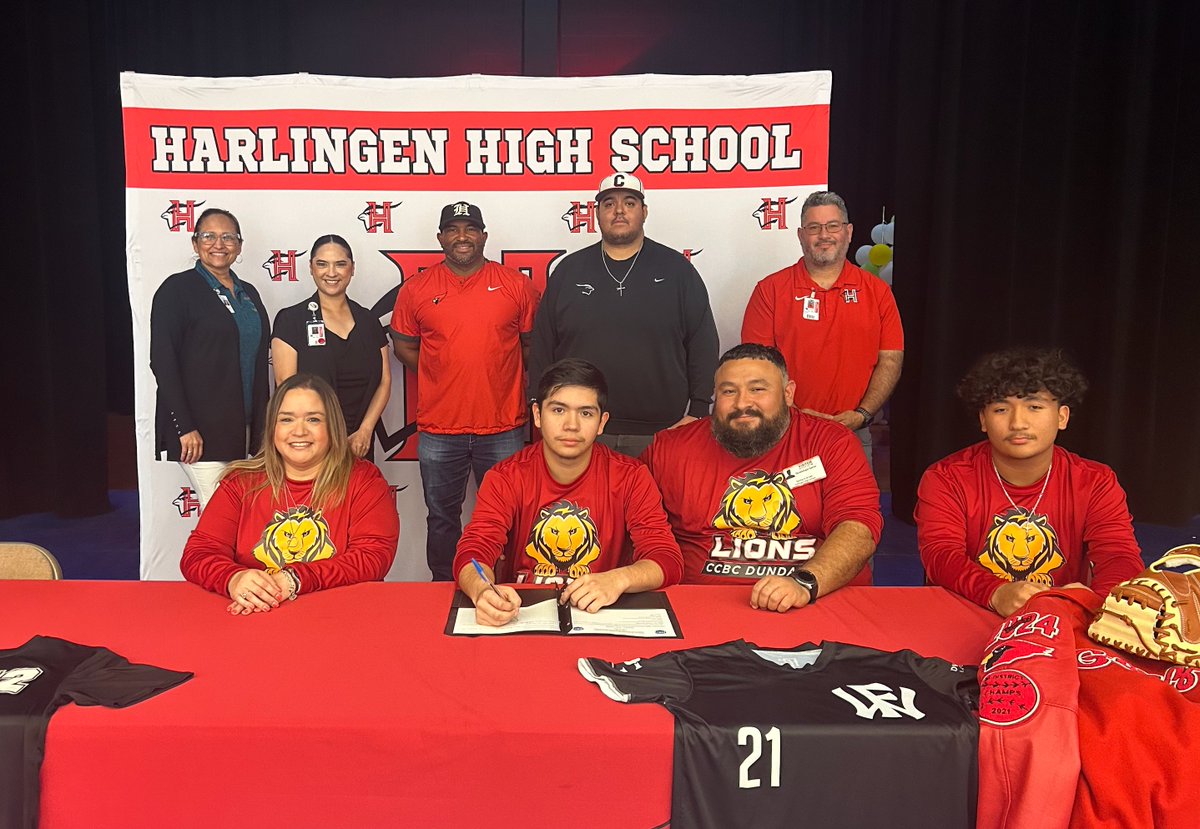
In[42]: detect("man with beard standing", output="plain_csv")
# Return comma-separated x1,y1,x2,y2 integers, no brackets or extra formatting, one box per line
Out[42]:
529,173,719,457
642,343,882,611
391,202,539,580
741,191,903,464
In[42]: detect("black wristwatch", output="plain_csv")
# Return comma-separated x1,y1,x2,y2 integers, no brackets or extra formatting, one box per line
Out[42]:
853,406,873,429
791,569,819,604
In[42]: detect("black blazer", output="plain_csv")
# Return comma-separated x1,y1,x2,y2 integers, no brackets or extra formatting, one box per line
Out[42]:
150,268,271,462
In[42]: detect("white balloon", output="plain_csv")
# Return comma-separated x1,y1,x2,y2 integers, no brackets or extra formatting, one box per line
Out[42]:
882,220,895,246
879,261,893,285
871,223,887,245
855,245,873,267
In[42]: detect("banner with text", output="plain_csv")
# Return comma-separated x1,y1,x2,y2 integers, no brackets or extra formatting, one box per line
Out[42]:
122,71,831,581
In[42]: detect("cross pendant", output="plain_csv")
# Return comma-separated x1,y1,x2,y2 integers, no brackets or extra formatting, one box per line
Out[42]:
617,285,625,295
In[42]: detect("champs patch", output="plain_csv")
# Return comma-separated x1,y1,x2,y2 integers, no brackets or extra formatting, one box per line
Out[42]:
979,669,1040,727
252,505,336,572
977,508,1065,585
703,468,815,580
524,499,601,580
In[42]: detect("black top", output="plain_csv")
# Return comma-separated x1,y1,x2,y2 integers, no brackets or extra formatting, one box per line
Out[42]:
0,636,192,829
528,238,719,434
272,295,387,433
150,269,271,461
580,640,979,829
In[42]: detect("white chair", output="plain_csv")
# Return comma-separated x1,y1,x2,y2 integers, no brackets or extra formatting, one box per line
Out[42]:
0,542,63,579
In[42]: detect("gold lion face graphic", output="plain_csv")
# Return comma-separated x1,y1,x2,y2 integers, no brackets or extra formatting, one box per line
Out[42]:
524,499,601,579
712,469,801,540
252,505,335,572
978,509,1064,585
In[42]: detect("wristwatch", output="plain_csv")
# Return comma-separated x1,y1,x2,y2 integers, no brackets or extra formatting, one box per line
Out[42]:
791,569,819,604
853,406,873,429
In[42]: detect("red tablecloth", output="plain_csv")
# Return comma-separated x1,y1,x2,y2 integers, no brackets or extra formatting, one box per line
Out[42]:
1,581,996,828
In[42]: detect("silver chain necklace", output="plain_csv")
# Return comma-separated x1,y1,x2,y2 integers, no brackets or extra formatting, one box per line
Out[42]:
601,244,643,296
991,458,1052,516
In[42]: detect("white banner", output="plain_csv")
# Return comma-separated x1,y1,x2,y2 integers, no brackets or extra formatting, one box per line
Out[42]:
122,71,832,581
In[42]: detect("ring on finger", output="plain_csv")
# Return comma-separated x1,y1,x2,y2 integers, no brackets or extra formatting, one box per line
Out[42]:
240,591,249,600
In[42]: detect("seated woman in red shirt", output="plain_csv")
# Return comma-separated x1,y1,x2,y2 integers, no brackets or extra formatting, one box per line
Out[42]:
181,373,399,614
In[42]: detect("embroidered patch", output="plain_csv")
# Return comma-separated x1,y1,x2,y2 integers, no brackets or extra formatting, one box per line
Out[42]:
981,640,1054,673
979,668,1040,727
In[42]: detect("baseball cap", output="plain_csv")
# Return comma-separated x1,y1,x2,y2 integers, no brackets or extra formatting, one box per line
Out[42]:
439,202,485,230
595,173,645,202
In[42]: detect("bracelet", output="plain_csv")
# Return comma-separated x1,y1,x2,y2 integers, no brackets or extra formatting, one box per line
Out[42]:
853,407,873,428
282,567,300,600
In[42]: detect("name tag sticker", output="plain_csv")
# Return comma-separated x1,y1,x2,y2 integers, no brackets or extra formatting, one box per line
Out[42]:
783,456,826,488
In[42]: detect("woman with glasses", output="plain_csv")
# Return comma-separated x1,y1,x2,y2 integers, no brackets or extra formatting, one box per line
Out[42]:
270,234,391,461
150,207,271,507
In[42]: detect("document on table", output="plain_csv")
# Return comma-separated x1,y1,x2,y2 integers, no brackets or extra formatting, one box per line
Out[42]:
445,588,682,638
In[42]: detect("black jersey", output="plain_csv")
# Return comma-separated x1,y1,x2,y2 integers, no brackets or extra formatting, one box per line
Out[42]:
0,636,192,829
579,640,979,829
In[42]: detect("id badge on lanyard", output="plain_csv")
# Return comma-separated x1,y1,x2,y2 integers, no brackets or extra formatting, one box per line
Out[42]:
215,289,235,314
802,292,820,321
306,301,326,347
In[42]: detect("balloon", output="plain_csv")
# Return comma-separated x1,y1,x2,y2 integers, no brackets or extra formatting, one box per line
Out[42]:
882,220,895,246
879,261,893,285
868,243,893,267
871,223,887,244
854,245,873,267
863,261,881,276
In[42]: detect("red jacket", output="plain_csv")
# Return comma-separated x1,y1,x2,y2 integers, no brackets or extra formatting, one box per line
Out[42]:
977,589,1200,828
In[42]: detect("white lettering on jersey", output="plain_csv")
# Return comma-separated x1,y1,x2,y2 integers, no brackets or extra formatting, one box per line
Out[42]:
0,666,44,694
737,725,781,788
831,683,925,720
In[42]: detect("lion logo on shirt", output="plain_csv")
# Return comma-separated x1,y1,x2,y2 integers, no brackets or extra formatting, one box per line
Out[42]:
978,509,1064,584
712,469,801,540
525,499,601,579
252,506,336,572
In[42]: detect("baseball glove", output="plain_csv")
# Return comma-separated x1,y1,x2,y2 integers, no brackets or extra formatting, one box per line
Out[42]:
1088,545,1200,667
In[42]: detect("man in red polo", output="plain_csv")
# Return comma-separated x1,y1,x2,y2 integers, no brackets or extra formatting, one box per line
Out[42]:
391,201,539,581
741,191,903,464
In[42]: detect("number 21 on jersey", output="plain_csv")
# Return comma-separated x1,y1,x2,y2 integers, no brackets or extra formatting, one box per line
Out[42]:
737,725,781,788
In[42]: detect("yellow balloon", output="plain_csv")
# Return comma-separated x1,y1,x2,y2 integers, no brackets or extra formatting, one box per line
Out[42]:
868,243,893,267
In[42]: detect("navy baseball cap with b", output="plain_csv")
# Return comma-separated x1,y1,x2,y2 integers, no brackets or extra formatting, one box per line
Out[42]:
439,201,485,230
595,173,645,202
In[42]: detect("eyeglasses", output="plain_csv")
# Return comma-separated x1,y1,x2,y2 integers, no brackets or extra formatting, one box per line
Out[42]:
801,221,846,236
195,232,242,245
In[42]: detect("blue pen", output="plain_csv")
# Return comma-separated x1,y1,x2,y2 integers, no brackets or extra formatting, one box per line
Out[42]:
470,558,507,603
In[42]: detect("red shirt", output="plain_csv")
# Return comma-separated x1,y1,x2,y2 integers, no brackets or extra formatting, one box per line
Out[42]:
181,459,399,595
452,442,683,586
916,442,1143,610
391,260,538,434
641,410,882,585
741,259,903,414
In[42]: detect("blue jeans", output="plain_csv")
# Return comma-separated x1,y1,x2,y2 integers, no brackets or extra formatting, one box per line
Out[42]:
417,426,526,581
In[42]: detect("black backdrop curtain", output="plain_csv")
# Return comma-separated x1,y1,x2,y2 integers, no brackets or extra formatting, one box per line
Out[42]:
887,1,1200,525
6,0,1198,525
